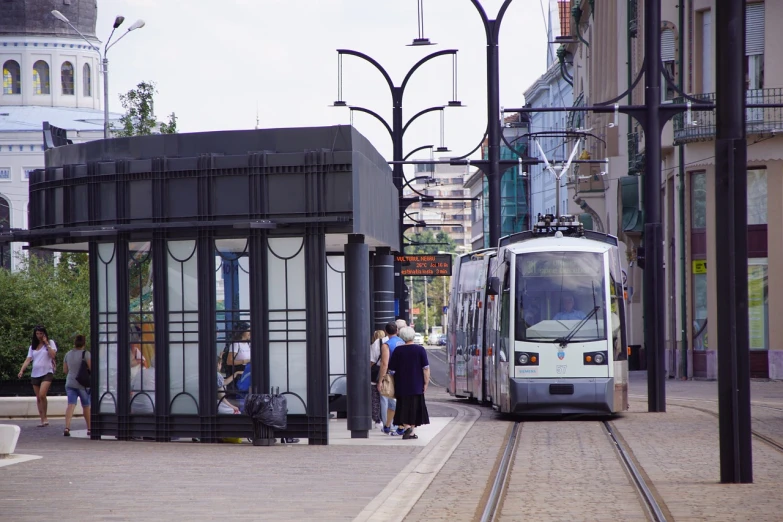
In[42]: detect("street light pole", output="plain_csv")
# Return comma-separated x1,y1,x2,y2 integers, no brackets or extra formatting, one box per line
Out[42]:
51,10,145,140
334,48,458,321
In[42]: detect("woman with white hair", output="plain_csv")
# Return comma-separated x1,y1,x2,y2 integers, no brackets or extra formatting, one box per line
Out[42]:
387,326,430,439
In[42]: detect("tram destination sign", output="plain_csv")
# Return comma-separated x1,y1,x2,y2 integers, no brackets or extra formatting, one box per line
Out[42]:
396,254,452,276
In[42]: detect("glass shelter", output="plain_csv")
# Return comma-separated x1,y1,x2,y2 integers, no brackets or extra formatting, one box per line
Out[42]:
18,126,399,443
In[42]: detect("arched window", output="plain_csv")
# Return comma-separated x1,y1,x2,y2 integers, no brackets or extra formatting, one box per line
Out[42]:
33,60,50,95
2,60,21,95
83,63,92,96
0,196,10,270
61,61,74,95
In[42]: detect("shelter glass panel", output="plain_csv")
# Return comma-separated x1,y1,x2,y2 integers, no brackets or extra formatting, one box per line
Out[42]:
215,239,250,415
96,243,118,413
167,240,199,415
128,242,155,414
267,237,307,414
326,255,346,391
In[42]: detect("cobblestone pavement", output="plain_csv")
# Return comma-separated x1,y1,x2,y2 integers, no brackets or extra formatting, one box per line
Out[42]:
629,372,783,446
614,404,783,522
499,421,647,522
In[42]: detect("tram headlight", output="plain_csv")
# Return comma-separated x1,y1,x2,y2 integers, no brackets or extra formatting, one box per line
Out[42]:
594,352,605,365
518,353,529,365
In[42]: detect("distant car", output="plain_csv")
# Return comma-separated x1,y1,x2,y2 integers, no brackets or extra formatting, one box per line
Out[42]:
438,334,447,346
413,333,424,345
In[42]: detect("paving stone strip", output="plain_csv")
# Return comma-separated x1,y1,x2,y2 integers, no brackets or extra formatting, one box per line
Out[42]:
354,401,480,522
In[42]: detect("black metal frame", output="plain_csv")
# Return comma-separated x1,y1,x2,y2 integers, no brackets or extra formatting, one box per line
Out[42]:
21,126,396,445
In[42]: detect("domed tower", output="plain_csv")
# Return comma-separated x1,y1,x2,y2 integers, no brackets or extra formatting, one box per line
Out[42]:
1,0,101,109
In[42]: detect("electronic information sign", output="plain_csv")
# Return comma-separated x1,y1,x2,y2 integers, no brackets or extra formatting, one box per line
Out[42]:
396,254,453,276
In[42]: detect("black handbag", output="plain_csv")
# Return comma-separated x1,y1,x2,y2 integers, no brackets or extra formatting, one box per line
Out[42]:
76,351,91,388
370,352,381,382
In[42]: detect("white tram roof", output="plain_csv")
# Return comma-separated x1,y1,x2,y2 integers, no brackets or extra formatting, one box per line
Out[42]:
501,235,615,255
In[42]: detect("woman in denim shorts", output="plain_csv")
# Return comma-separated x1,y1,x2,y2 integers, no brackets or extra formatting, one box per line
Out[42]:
17,325,58,427
62,335,91,436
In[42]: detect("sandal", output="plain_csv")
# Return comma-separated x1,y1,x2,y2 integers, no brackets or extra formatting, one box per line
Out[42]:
37,423,49,428
63,428,70,437
402,428,417,440
87,430,91,436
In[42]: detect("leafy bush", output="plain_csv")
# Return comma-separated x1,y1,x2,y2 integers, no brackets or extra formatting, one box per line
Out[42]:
0,252,90,380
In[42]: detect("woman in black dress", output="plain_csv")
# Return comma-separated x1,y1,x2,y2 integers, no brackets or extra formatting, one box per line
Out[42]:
388,326,430,440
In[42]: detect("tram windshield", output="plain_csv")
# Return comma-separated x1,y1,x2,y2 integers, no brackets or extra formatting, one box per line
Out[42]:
515,251,607,344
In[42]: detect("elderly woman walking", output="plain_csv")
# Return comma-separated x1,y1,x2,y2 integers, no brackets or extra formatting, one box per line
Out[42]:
388,326,430,440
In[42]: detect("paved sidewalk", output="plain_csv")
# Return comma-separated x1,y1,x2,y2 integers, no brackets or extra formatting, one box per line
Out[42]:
0,395,465,522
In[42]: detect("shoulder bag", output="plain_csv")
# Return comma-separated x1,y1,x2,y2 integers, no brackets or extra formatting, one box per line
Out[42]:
76,351,91,388
370,345,382,383
379,373,395,399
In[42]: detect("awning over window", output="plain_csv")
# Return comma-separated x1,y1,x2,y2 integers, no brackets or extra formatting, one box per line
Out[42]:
621,176,643,233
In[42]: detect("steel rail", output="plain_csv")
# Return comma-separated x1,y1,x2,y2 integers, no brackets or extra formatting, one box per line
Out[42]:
603,421,668,522
480,421,520,522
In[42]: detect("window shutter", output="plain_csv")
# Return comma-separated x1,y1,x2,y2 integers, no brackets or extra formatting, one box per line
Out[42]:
746,2,764,56
661,29,676,62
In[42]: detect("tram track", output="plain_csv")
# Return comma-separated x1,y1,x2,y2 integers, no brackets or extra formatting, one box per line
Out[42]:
478,420,669,522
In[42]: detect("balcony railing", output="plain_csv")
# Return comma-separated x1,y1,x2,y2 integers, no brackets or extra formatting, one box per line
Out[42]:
673,88,783,145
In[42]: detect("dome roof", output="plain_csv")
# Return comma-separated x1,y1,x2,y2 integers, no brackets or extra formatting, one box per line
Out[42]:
0,0,98,39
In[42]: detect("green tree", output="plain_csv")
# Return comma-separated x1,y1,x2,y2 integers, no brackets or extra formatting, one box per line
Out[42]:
114,81,177,137
0,252,91,380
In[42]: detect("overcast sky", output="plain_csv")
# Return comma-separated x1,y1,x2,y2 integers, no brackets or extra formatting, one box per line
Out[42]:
98,0,552,173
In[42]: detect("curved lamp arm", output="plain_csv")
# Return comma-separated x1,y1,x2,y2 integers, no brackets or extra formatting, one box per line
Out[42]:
404,145,434,161
403,106,444,136
337,49,395,95
401,49,458,94
348,106,393,140
468,0,514,43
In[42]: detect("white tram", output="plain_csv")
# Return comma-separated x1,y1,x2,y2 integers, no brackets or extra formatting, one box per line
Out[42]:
446,215,629,415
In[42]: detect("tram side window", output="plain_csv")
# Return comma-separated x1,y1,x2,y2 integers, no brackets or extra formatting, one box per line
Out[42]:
515,251,607,343
499,267,510,362
609,277,626,360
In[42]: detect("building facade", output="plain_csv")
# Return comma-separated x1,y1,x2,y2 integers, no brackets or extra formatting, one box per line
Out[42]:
404,159,472,251
561,0,781,379
525,0,574,223
1,0,117,269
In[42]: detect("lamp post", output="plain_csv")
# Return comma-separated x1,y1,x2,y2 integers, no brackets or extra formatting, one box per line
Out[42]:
408,1,515,247
51,10,145,139
333,48,460,320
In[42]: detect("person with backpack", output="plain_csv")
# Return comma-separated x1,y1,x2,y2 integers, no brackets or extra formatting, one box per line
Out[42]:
17,325,58,428
62,334,91,436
